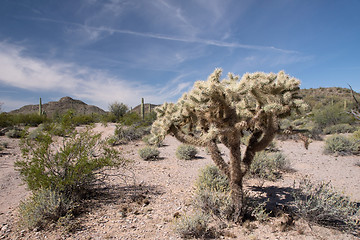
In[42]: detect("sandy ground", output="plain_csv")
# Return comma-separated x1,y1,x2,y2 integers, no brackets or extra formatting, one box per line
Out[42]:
0,123,359,239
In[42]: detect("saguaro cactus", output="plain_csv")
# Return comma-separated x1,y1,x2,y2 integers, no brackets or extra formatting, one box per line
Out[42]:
141,98,145,120
39,97,42,116
150,69,307,221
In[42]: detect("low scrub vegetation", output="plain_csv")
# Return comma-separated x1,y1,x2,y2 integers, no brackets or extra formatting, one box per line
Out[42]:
15,125,126,230
324,134,359,155
109,125,150,145
249,151,290,180
323,123,357,135
193,165,270,223
173,212,210,239
292,178,360,234
5,128,23,138
176,144,198,160
138,146,160,161
18,188,75,230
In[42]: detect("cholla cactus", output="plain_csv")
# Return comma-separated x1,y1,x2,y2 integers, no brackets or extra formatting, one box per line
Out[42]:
151,69,307,221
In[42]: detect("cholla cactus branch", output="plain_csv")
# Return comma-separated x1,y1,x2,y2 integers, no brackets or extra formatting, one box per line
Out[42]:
150,69,306,222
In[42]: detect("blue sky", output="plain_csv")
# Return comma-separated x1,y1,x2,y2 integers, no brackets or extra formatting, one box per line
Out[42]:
0,0,359,112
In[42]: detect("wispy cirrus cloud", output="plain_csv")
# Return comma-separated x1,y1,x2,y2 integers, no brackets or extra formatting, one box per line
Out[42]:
0,42,192,109
20,16,297,54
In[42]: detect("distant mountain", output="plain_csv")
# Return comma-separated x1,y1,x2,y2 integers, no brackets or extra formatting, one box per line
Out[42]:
10,97,106,117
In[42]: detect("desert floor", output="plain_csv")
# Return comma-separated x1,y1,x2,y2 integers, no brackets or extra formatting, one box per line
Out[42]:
0,123,359,239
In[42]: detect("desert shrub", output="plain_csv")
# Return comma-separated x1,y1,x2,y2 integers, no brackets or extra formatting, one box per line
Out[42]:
292,118,309,127
249,151,289,180
313,103,355,130
13,113,49,127
324,134,358,155
72,114,99,125
138,146,160,161
194,189,235,221
351,129,360,140
279,119,292,129
111,125,150,145
109,102,128,122
173,212,210,239
176,144,198,160
51,110,77,136
5,128,23,138
119,112,142,126
16,126,124,200
0,113,14,128
118,111,157,127
292,178,360,233
18,188,75,230
195,165,229,193
194,165,270,222
323,124,357,135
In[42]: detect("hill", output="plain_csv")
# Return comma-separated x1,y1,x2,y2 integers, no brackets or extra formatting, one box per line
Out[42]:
299,87,360,109
9,97,106,117
130,103,159,115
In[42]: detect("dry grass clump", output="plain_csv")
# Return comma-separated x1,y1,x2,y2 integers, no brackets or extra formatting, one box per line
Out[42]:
138,146,160,161
18,188,75,230
109,125,150,145
173,212,210,239
176,144,198,160
249,151,290,180
323,134,358,155
292,178,360,235
193,165,270,223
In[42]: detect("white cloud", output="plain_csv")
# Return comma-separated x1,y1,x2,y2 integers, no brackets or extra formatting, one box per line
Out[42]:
0,42,191,110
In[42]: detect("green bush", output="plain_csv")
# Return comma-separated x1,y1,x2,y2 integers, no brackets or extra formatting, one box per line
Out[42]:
18,188,74,230
292,178,360,233
324,134,358,155
119,112,142,126
176,144,198,160
323,124,357,135
249,151,289,180
0,113,14,128
16,126,125,200
173,212,210,239
138,146,160,161
72,114,99,125
313,103,355,129
109,102,128,122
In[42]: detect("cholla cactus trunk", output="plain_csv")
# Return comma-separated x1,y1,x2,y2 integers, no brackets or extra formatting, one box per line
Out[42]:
150,69,307,222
